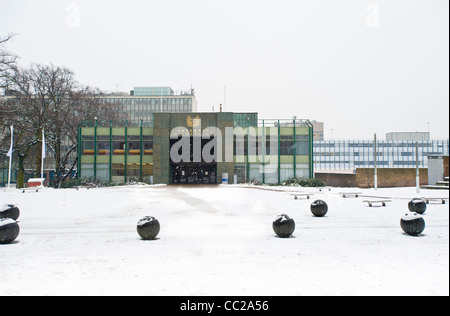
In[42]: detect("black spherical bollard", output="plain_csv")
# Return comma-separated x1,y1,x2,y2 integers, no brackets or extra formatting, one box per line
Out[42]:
401,213,425,237
0,219,20,244
408,199,427,215
137,217,160,240
0,205,20,221
310,200,328,217
273,214,295,238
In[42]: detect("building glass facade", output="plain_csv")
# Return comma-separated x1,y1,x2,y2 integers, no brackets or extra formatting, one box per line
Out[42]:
78,113,314,185
132,87,174,96
101,95,196,124
314,139,449,170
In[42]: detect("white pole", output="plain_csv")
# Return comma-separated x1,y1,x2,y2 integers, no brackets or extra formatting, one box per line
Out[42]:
7,125,13,189
41,129,45,181
7,154,12,189
374,133,378,190
416,141,420,193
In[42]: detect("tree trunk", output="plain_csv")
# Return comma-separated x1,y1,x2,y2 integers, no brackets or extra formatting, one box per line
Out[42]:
54,138,61,188
17,154,25,189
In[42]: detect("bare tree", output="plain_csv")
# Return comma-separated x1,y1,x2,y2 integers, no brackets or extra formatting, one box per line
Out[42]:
2,46,125,188
0,34,17,91
55,86,124,184
1,63,51,187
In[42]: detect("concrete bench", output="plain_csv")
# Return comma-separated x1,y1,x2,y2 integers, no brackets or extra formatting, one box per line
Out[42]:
22,178,45,193
291,193,314,200
364,200,391,207
422,198,449,205
340,192,362,198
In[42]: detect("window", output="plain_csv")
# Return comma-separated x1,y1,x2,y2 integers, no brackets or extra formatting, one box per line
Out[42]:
128,136,141,155
97,136,110,155
113,136,125,155
294,135,310,155
280,136,294,155
112,163,125,177
82,136,95,155
81,164,94,179
127,164,140,178
234,135,248,156
144,136,153,155
97,164,109,181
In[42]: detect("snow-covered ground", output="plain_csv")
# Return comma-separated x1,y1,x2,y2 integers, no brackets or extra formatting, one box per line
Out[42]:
0,185,448,296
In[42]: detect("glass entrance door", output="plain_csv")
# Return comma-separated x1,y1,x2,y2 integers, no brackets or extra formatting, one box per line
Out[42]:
172,164,217,184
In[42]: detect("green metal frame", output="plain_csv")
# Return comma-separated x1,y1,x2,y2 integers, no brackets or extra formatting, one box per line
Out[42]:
262,120,265,184
124,120,128,184
293,119,296,179
77,125,82,179
246,119,250,182
94,119,98,179
309,124,314,179
278,120,281,184
140,120,143,182
109,121,113,182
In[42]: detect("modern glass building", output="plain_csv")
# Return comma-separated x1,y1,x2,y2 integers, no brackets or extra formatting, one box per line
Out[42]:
78,113,314,185
131,87,175,96
314,139,449,170
101,87,197,123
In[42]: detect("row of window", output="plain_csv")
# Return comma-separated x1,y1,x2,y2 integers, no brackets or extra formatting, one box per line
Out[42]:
234,164,310,184
81,135,311,157
103,98,193,107
82,136,153,156
80,162,311,184
81,163,154,182
316,152,429,157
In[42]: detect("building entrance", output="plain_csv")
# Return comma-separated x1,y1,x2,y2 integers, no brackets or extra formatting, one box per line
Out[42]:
171,164,217,184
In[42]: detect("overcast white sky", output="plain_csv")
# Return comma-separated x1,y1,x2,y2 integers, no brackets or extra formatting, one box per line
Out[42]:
1,0,449,139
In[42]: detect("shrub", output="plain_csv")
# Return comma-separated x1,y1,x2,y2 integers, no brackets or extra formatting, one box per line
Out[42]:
282,177,326,188
59,178,114,189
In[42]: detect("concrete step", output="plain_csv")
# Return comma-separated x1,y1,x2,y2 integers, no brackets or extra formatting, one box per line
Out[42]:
421,185,449,190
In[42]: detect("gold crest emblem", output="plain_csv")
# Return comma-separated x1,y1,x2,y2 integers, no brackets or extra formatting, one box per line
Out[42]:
187,115,201,127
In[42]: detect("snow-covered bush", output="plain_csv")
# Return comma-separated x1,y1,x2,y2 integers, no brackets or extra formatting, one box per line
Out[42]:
59,178,114,189
282,177,326,188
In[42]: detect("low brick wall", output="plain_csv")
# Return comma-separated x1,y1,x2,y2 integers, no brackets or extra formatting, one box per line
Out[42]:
316,168,429,188
356,168,428,188
315,172,356,188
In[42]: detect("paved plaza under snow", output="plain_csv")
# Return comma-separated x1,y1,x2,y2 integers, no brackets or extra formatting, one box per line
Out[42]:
0,185,448,296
